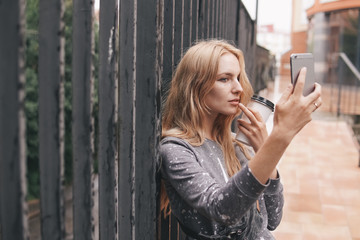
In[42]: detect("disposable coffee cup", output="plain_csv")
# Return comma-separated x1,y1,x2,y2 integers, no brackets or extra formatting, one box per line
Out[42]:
236,95,275,145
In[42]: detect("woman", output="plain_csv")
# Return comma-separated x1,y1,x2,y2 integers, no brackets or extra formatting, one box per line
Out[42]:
160,39,321,239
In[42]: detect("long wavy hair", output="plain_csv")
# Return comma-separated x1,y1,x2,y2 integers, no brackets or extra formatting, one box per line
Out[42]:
160,39,254,216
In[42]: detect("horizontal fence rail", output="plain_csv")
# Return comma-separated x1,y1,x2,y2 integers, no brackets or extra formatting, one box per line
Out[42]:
0,0,273,239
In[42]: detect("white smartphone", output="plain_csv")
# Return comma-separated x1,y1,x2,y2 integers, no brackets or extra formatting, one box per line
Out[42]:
290,53,315,96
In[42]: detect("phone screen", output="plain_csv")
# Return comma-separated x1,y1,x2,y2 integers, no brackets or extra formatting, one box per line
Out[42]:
290,53,315,96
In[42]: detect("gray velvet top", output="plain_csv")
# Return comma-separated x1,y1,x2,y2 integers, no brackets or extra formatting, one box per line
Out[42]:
160,136,284,239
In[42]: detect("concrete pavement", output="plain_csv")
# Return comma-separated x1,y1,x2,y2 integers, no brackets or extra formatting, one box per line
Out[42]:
264,75,360,240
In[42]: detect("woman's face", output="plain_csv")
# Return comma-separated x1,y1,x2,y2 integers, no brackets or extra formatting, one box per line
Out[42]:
204,52,243,118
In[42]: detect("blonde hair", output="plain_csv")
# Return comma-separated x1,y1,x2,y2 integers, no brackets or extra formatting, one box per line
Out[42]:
161,39,254,216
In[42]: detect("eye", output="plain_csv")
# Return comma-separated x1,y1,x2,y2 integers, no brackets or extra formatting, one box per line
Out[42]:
218,78,229,82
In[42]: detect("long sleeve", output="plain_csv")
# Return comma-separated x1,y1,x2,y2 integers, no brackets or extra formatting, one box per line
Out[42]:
234,142,284,231
160,137,270,226
263,176,284,230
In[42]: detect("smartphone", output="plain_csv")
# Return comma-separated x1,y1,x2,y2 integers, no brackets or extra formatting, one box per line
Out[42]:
290,53,315,96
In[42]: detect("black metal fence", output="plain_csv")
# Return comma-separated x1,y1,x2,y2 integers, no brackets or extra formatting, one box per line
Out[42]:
0,0,270,239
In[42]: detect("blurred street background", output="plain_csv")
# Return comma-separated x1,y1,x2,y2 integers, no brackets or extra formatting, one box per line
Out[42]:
252,0,360,239
264,74,360,240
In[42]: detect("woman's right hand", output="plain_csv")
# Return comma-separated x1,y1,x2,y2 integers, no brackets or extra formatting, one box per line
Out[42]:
272,67,322,142
247,67,322,184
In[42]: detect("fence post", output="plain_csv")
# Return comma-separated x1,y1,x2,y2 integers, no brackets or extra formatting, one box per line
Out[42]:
183,0,191,50
133,0,162,236
161,0,174,99
0,0,28,239
38,0,66,238
174,0,183,64
118,0,136,238
118,0,161,239
191,0,198,43
159,1,182,238
72,0,95,239
98,0,118,239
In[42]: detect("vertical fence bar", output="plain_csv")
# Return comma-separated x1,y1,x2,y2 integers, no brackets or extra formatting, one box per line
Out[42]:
160,0,175,238
214,0,218,37
183,0,191,50
118,0,162,238
225,0,236,42
165,1,185,238
218,0,223,38
118,0,135,238
162,0,174,98
224,0,229,39
99,0,118,239
235,0,241,45
198,0,204,40
0,0,28,239
38,0,65,239
222,0,226,38
204,0,209,38
134,0,161,238
209,0,214,38
174,0,183,65
72,0,94,239
156,0,165,237
191,0,198,43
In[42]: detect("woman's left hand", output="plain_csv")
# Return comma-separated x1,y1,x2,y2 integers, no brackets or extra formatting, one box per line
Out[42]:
237,103,269,152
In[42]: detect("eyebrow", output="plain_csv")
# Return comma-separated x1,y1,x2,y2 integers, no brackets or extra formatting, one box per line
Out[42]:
217,72,240,78
217,72,233,77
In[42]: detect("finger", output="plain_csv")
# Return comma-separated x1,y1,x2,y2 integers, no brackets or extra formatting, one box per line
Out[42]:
277,83,293,105
317,96,322,107
247,107,264,122
310,82,322,97
237,118,251,129
239,103,258,124
293,67,307,97
305,82,322,105
312,102,319,112
312,96,322,112
237,123,251,136
239,103,251,117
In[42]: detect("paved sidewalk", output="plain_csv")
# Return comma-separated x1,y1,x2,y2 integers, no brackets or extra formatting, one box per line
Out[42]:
273,119,360,240
264,75,360,240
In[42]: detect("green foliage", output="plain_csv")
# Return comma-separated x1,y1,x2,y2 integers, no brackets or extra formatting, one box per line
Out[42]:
64,0,74,186
25,0,100,199
25,0,40,200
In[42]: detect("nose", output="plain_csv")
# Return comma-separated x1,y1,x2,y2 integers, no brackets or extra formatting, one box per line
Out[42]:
232,78,243,94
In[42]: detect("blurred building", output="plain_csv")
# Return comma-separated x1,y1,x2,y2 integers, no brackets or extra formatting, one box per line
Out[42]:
280,0,313,75
281,0,360,85
307,0,360,85
257,24,291,70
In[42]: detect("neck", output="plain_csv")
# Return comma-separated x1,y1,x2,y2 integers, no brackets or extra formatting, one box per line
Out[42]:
203,113,217,140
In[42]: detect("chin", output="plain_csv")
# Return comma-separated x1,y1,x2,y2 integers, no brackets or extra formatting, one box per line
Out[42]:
222,110,238,116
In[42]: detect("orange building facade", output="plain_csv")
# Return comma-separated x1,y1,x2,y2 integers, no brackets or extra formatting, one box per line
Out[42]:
280,0,360,84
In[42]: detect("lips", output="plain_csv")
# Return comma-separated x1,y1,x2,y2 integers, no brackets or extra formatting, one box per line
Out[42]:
229,99,240,105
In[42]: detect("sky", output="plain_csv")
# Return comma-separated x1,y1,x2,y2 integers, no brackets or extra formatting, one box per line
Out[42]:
242,0,293,33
